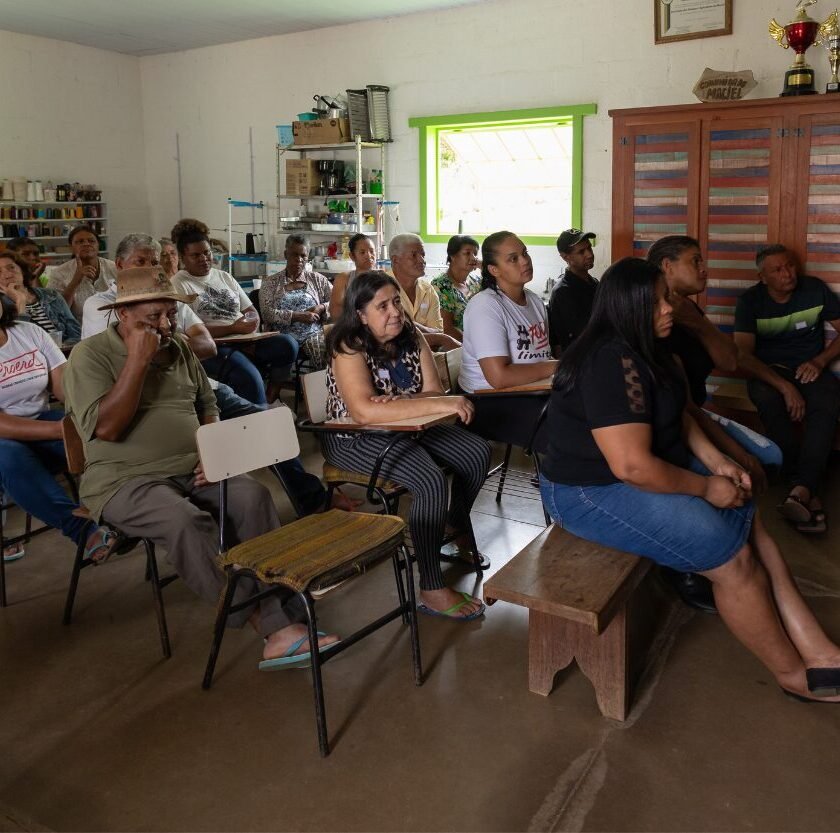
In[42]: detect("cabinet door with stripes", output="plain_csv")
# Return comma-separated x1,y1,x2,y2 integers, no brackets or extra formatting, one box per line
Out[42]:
611,121,700,261
793,111,840,374
698,116,785,335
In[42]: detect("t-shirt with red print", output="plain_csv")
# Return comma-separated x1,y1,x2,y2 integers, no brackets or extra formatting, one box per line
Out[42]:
459,287,552,392
542,339,688,486
0,322,66,417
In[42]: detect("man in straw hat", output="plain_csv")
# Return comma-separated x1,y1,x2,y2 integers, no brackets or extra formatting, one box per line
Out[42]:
82,233,327,516
63,266,338,666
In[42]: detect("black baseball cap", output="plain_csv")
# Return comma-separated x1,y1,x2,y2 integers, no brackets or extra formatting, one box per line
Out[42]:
556,228,595,254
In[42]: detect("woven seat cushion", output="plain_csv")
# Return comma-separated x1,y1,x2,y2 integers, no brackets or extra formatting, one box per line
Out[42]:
322,463,402,493
219,509,406,593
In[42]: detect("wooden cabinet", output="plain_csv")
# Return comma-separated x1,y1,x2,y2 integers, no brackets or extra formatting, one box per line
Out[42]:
610,96,840,330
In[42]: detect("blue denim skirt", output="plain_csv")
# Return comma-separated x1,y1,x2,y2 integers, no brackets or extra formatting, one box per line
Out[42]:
539,459,755,573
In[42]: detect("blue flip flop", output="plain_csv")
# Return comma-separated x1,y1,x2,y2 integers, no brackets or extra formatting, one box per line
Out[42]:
417,591,486,622
2,543,25,563
258,631,333,672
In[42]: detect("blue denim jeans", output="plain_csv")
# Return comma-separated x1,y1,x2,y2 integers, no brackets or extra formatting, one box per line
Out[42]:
203,334,299,406
0,410,92,545
539,458,755,573
703,409,783,467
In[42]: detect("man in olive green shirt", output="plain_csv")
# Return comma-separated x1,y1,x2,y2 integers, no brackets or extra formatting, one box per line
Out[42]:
64,267,337,665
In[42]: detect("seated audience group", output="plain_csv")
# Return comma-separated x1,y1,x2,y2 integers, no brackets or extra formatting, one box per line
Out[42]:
2,218,839,703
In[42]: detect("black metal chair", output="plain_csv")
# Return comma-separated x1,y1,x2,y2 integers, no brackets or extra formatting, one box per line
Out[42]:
60,416,176,658
196,407,421,757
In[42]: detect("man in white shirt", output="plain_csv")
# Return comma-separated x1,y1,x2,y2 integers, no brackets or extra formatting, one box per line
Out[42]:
46,225,117,321
389,233,458,351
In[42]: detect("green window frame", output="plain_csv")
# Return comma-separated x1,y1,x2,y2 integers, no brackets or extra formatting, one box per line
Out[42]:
408,103,597,246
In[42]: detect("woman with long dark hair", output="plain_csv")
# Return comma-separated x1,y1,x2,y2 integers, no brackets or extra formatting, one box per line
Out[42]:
540,256,840,702
459,231,557,449
324,270,491,620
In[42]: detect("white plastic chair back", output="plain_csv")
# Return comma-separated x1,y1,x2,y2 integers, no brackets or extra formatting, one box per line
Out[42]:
302,369,329,425
444,347,463,394
196,407,300,483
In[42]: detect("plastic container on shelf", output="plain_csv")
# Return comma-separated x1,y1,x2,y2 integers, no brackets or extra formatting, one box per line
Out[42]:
325,258,353,272
276,124,294,145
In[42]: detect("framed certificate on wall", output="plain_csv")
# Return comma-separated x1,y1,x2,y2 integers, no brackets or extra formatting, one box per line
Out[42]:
655,0,732,44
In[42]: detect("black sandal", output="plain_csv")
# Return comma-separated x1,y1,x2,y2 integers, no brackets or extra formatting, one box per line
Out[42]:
777,493,813,525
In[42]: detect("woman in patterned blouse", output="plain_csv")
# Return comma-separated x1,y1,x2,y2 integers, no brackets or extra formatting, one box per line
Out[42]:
259,234,332,368
324,271,492,621
431,235,481,342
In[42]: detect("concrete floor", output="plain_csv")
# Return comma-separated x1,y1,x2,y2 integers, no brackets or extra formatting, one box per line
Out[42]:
2,437,840,833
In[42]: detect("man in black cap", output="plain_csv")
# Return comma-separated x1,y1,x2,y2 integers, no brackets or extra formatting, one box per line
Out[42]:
547,228,597,356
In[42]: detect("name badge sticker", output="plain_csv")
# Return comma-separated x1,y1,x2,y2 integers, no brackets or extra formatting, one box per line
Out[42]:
795,320,808,330
377,368,390,380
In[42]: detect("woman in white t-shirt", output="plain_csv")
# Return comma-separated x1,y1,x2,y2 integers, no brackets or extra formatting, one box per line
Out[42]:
170,219,299,406
460,231,558,450
0,287,119,564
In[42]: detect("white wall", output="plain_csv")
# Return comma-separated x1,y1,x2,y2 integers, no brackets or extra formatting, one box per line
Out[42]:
0,30,149,257
130,0,825,291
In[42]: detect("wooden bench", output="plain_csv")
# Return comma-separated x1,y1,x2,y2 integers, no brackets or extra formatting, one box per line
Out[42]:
484,524,672,720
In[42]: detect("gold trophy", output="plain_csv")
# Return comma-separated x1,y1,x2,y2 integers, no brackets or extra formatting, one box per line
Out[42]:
770,0,824,95
820,10,840,91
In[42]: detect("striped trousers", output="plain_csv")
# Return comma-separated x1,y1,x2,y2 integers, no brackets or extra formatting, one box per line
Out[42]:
323,424,491,590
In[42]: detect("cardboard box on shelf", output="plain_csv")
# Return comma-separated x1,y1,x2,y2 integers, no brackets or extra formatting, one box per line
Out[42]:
285,158,319,196
292,117,351,146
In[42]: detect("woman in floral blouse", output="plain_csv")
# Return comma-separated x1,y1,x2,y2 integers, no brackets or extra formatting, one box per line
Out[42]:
431,235,481,341
324,271,491,620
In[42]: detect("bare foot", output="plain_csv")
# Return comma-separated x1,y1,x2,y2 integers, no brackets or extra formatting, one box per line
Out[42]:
263,623,339,661
419,587,483,617
331,488,363,512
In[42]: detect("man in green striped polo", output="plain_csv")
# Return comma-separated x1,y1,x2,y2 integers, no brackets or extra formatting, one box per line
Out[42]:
735,244,840,534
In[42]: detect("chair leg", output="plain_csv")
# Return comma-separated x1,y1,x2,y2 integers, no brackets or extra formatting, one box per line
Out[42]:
464,521,484,577
495,444,513,503
144,539,172,659
63,536,89,625
0,519,6,608
391,550,408,625
400,544,423,686
531,453,551,526
202,570,240,689
301,592,330,757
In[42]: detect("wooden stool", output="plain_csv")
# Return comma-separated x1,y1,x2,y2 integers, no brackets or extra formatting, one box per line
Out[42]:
484,524,670,720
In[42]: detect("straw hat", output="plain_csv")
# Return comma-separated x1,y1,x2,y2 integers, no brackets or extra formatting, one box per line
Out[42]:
98,266,197,310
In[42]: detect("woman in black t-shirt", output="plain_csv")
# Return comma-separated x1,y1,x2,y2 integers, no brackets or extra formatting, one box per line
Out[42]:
540,257,840,703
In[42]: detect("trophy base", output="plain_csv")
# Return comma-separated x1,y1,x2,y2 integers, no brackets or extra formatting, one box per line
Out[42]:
781,66,817,96
826,82,840,93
